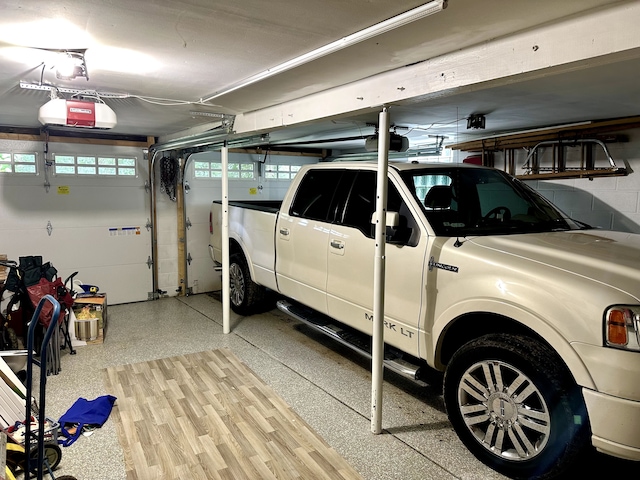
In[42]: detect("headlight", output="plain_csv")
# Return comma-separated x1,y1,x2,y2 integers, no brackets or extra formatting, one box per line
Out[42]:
604,306,640,351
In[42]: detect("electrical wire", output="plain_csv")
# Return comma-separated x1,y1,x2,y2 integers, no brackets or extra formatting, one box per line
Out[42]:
24,81,222,109
125,94,222,107
68,90,213,106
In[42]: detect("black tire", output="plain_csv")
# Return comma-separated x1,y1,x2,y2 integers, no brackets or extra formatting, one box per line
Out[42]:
443,333,589,480
29,442,62,471
229,253,265,315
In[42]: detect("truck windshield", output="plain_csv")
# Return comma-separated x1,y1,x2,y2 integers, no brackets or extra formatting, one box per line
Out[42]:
401,167,585,236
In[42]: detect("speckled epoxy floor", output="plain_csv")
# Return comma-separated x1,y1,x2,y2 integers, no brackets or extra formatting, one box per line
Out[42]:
36,294,635,480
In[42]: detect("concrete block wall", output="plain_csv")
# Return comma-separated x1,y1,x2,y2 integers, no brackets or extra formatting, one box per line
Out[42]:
521,129,640,232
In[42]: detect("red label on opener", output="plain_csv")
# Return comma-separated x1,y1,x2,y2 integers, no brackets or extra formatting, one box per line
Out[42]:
66,100,96,127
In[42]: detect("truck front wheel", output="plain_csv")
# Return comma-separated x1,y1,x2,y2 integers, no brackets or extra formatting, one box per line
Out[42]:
229,253,265,315
443,333,589,479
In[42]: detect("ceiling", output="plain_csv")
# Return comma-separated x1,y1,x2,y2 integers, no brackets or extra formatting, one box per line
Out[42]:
1,0,639,153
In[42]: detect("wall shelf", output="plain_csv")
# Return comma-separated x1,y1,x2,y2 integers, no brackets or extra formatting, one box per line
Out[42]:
448,116,639,180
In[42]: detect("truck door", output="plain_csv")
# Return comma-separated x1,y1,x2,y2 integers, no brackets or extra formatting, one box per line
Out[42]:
326,170,428,357
275,169,347,315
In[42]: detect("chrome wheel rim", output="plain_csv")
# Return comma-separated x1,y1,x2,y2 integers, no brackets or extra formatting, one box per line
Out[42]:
229,263,245,306
457,360,551,461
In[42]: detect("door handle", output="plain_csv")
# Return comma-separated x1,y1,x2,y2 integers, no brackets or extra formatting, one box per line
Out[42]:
330,240,344,249
279,228,290,236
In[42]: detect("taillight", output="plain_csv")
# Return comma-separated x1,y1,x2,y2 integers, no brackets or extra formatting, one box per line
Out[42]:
209,211,213,234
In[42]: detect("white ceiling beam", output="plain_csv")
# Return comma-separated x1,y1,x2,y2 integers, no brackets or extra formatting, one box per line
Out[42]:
233,1,640,135
201,0,448,102
157,120,226,143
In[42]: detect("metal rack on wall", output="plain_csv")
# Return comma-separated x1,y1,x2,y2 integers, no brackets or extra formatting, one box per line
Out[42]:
448,116,640,180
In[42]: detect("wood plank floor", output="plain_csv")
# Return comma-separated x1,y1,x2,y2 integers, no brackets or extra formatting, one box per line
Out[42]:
103,348,363,480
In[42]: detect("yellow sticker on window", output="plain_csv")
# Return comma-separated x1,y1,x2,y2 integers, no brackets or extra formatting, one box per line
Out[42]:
249,187,258,195
57,186,70,195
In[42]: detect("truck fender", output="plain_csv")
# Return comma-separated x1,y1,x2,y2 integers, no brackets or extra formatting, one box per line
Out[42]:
432,298,596,390
227,235,259,283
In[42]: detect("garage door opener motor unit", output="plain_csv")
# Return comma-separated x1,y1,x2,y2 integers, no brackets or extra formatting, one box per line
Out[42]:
38,98,117,129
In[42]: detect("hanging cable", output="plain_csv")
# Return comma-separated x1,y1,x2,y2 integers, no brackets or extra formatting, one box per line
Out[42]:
42,129,51,193
160,156,179,201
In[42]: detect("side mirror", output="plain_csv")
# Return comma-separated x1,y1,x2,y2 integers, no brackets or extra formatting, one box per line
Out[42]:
369,212,412,245
369,211,400,227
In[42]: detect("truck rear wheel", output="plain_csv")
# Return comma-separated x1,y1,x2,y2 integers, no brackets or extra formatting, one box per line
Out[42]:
229,253,265,315
443,333,589,479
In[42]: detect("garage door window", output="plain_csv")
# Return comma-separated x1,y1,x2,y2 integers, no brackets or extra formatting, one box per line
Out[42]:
265,164,301,180
98,157,117,175
0,152,37,174
53,154,137,176
116,158,136,176
77,156,97,175
194,160,255,179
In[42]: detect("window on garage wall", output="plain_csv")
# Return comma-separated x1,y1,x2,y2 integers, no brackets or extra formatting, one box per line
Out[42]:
0,152,37,174
53,154,137,176
264,163,301,180
193,160,255,179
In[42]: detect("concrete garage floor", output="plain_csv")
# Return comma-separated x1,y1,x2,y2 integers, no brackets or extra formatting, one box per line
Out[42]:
40,294,635,480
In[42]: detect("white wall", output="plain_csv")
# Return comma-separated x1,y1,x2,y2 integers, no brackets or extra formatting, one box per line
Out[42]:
522,130,640,232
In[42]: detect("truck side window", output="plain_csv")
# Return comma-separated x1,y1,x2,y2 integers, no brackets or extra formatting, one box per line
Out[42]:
289,170,342,221
341,171,376,233
341,171,418,246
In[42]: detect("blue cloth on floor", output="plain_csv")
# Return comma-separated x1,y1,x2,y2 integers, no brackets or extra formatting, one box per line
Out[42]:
58,395,117,447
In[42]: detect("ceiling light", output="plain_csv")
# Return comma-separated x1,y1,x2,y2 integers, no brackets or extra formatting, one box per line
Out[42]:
56,50,88,81
202,0,448,101
87,46,161,74
0,18,91,49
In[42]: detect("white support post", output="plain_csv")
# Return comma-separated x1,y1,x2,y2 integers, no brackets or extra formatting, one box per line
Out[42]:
221,143,230,334
371,106,390,434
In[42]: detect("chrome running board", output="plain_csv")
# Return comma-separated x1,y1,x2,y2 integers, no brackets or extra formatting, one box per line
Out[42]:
277,300,425,384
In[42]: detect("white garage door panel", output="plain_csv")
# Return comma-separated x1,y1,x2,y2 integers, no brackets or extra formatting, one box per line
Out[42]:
186,222,221,294
0,141,151,305
0,185,147,229
80,263,152,305
0,227,67,268
0,223,151,304
0,218,150,266
183,157,221,294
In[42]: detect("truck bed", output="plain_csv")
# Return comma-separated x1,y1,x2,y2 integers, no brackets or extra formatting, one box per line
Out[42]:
211,199,281,291
213,199,282,213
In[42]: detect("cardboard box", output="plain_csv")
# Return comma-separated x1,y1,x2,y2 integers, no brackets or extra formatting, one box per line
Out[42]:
72,294,107,344
0,254,7,285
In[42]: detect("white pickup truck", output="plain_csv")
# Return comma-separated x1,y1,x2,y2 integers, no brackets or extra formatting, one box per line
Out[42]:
210,161,640,479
